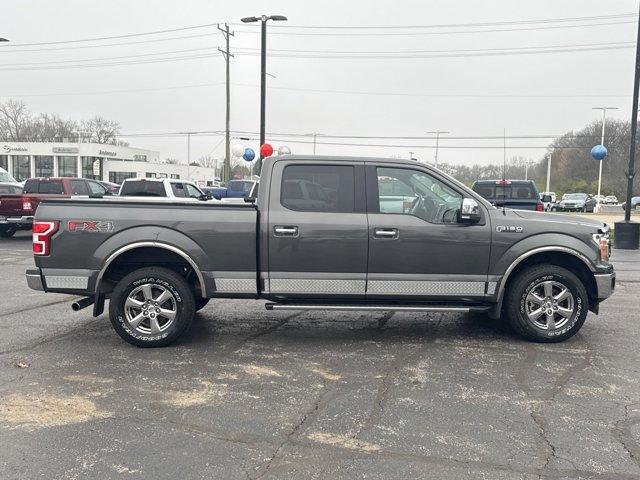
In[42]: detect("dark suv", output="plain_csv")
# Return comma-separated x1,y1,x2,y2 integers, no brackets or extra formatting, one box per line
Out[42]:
471,180,544,211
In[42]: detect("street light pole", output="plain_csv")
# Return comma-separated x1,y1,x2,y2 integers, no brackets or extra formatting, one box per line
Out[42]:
592,106,618,212
545,153,552,194
241,14,287,174
426,130,449,168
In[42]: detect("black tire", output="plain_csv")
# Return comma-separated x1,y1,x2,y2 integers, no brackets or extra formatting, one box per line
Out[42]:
195,296,210,312
0,226,17,238
109,267,195,347
504,265,588,343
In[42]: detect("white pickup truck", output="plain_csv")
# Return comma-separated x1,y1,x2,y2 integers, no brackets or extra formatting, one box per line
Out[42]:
118,178,216,201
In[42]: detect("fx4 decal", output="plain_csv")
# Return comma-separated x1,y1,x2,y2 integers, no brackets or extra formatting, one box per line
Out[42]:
496,225,524,233
68,220,114,232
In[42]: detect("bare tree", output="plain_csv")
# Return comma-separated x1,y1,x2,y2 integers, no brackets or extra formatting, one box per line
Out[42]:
81,116,121,144
198,155,219,169
30,113,78,142
0,99,31,140
164,157,180,165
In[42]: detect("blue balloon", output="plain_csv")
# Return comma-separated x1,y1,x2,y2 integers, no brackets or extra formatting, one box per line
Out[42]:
591,144,608,161
243,147,255,162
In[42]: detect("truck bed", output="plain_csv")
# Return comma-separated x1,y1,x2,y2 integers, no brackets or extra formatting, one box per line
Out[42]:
35,197,258,296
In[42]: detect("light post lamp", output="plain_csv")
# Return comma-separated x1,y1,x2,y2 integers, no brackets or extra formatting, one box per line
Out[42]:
591,107,618,213
241,14,287,174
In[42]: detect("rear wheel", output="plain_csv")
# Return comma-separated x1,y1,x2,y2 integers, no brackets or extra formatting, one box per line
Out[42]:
504,265,588,342
109,267,195,347
0,226,16,238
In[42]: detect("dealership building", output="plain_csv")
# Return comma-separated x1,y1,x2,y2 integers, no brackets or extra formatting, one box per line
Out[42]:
0,142,219,185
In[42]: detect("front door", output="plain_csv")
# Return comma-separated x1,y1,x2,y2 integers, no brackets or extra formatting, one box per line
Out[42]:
267,160,368,298
365,163,492,300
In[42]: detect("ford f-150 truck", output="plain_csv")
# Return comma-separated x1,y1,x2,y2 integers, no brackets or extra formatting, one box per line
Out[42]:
26,156,615,347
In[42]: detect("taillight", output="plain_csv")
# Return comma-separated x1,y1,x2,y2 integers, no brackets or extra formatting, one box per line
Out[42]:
535,203,544,212
22,197,33,211
32,221,59,256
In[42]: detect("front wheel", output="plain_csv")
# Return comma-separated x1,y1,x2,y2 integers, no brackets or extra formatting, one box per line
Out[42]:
504,265,588,342
109,267,195,347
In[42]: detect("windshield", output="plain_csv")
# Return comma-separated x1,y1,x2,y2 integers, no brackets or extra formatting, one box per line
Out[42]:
564,194,587,200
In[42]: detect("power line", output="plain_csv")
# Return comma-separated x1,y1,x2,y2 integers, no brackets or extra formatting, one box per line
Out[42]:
236,44,634,59
232,20,636,37
233,40,634,55
0,23,220,47
1,81,629,99
231,13,637,29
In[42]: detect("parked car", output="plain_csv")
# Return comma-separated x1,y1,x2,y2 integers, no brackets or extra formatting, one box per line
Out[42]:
604,195,618,205
26,155,614,347
119,178,213,200
593,194,606,204
220,182,259,204
98,180,120,195
0,177,109,237
0,181,25,237
552,193,596,212
621,196,640,211
540,191,556,203
211,180,256,200
471,180,544,211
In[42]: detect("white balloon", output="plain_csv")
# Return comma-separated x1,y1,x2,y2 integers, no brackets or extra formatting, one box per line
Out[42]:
232,144,245,157
277,145,291,155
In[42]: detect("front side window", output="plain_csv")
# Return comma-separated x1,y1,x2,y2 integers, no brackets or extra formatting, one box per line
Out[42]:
184,183,202,198
281,165,355,212
376,167,462,224
87,181,107,195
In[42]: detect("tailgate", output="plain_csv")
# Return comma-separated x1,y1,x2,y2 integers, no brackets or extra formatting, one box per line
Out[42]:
0,195,26,217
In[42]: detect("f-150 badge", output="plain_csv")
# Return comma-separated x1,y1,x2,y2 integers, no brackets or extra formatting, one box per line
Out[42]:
496,225,524,233
68,220,114,232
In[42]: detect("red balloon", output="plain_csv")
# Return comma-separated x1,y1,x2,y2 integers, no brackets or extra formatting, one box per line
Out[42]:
260,143,274,157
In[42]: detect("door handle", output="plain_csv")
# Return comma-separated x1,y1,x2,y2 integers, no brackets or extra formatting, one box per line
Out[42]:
374,228,398,238
274,226,299,236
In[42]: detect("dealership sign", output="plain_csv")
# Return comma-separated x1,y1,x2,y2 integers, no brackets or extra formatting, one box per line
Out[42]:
52,146,79,154
2,145,28,153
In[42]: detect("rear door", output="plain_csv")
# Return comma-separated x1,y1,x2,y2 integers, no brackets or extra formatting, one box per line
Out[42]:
267,160,368,298
365,163,492,300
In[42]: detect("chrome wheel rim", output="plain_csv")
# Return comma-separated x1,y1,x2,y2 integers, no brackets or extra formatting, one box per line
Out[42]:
525,280,574,331
124,283,177,335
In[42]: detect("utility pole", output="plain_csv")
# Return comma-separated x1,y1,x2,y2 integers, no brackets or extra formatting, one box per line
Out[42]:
218,24,234,183
592,106,618,212
187,132,191,181
545,153,552,194
427,130,449,168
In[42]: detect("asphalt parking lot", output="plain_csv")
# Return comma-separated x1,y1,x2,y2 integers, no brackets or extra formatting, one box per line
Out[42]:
1,231,640,479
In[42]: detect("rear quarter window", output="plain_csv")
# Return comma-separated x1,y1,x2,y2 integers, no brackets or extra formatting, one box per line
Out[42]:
120,181,166,197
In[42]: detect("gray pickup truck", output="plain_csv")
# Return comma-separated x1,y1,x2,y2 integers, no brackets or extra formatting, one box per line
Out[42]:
26,155,615,347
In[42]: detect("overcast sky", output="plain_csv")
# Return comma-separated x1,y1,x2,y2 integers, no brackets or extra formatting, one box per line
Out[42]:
0,0,637,166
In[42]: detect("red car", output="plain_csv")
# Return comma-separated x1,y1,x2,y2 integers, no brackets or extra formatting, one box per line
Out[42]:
0,177,111,237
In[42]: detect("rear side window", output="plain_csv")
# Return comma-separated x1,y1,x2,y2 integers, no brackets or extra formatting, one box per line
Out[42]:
170,182,186,197
70,179,89,195
23,179,63,194
281,165,355,212
120,181,166,197
0,184,22,194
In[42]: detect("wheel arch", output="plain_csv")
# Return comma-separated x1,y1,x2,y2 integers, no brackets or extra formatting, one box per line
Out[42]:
95,241,207,297
491,246,598,317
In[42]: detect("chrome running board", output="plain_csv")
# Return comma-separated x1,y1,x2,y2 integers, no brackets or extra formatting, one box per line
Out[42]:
265,304,479,313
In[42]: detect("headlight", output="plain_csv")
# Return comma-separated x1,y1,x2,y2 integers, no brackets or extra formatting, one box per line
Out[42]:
593,230,610,261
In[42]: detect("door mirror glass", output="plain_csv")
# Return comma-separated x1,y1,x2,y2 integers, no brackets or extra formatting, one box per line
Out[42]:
458,198,481,223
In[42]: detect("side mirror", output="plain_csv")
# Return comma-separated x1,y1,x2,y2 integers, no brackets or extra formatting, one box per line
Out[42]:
212,194,222,200
244,196,256,203
197,193,213,201
458,198,481,223
541,194,552,203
